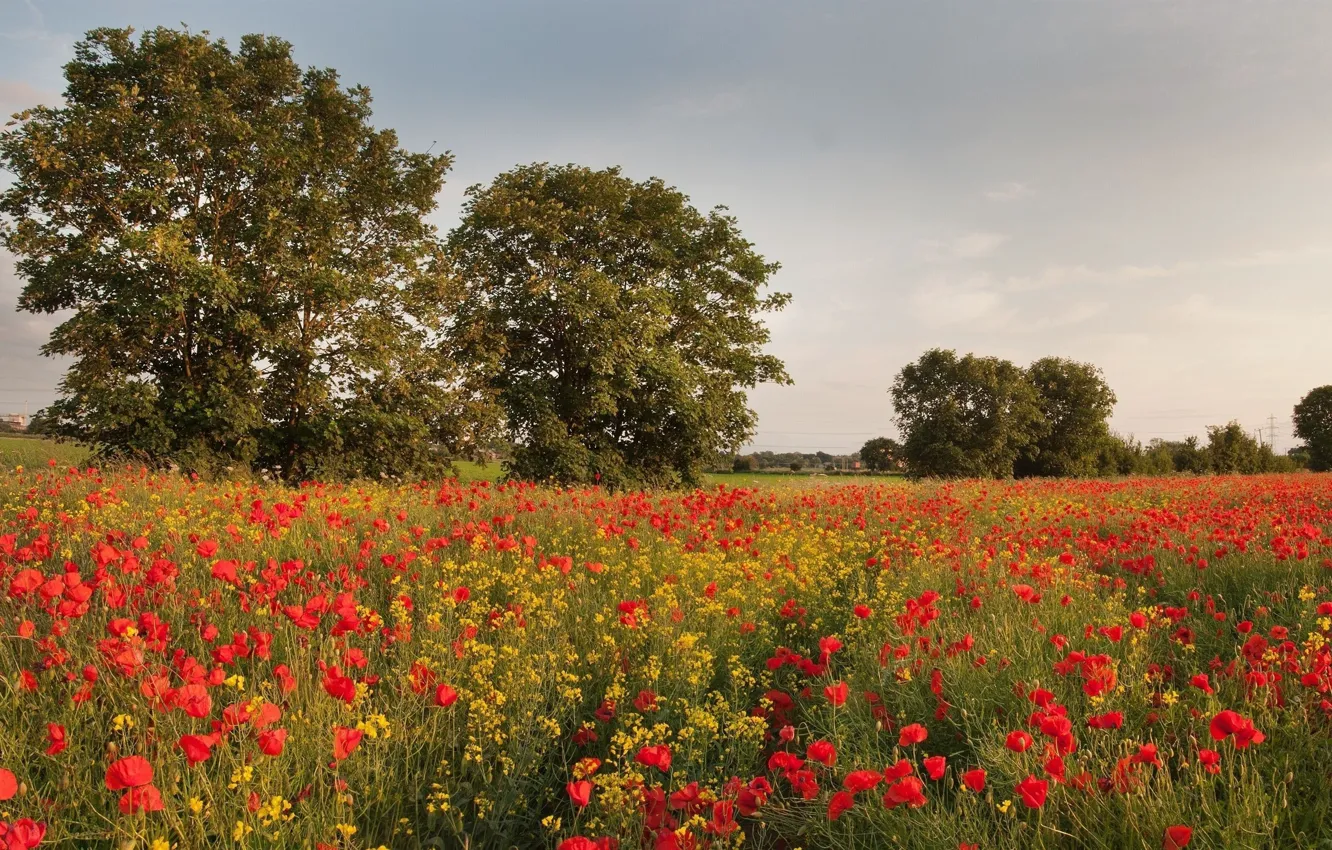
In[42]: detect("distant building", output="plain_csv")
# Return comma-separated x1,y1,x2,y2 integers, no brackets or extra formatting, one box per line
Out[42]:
0,413,27,431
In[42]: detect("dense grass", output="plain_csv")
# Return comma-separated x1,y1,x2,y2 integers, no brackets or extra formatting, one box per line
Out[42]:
0,435,89,469
0,467,1329,849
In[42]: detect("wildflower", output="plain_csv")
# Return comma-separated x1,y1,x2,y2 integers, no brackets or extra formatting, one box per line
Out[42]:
899,723,928,747
435,684,459,708
1163,825,1193,849
961,768,986,792
1209,710,1265,748
923,755,946,781
1015,775,1048,808
843,770,882,793
807,740,837,766
566,780,593,808
1005,730,1033,752
824,681,849,707
333,726,363,761
45,724,66,756
827,789,855,820
0,769,15,800
634,745,672,772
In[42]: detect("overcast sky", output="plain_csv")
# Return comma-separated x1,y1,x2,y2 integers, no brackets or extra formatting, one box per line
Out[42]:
2,0,1330,452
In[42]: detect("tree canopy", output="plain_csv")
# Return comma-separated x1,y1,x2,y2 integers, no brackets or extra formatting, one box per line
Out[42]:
1016,357,1117,477
1293,386,1332,472
859,436,902,472
447,163,789,488
890,348,1045,478
0,26,489,479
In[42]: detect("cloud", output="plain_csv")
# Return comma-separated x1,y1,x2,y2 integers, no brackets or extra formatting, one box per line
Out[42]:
921,231,1008,261
984,181,1033,201
910,274,1011,328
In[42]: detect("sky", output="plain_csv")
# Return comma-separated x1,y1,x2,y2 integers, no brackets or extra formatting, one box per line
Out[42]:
2,0,1330,453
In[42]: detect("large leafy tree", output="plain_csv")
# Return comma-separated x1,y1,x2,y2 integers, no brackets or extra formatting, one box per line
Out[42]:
858,436,902,472
1293,386,1332,472
0,26,486,478
1016,357,1117,477
890,348,1045,478
448,164,790,488
1205,421,1263,474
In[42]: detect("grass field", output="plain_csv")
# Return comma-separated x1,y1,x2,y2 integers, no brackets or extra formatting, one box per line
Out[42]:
0,457,1329,849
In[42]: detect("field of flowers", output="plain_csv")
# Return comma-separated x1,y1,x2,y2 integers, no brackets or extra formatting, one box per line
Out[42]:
1,463,1331,849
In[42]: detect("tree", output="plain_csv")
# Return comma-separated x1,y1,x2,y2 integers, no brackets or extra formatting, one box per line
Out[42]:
1293,386,1332,471
23,409,54,436
1094,432,1142,477
789,461,802,472
0,26,488,479
890,349,1045,478
859,436,902,472
733,455,758,472
1017,357,1116,477
447,163,790,489
1205,421,1261,474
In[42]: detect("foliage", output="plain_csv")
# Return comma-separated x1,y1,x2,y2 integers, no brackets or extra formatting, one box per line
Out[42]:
890,349,1045,478
0,26,485,480
733,454,759,472
1,468,1331,848
1017,357,1116,477
447,163,789,490
1205,421,1264,474
859,436,902,472
1293,386,1332,472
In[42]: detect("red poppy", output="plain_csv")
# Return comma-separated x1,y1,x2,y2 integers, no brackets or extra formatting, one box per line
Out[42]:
824,681,849,707
0,819,46,849
1163,825,1193,849
843,770,882,793
807,740,837,766
1209,710,1264,748
0,769,15,801
961,768,986,792
882,776,927,809
1005,730,1034,752
118,783,165,814
104,755,153,790
332,726,363,761
258,728,288,756
1197,748,1221,775
884,759,914,781
923,755,946,781
44,723,66,756
178,734,215,765
827,789,855,820
1015,775,1048,808
435,684,459,707
634,745,672,772
567,779,593,808
899,723,928,747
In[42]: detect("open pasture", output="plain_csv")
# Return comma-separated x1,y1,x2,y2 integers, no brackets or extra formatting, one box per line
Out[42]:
0,465,1330,849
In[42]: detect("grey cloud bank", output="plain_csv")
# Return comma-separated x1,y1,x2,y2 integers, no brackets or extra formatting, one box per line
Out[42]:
2,0,1330,452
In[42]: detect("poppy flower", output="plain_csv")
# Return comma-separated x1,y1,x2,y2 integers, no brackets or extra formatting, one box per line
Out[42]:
567,779,593,808
44,723,66,756
118,784,165,814
962,768,986,792
923,755,946,781
843,770,882,793
1005,730,1034,752
1209,710,1264,748
332,726,363,761
807,740,837,766
882,776,927,809
104,756,153,790
827,790,855,820
634,745,672,772
899,723,928,747
824,681,849,707
884,759,914,781
1197,748,1221,775
435,684,459,707
178,734,215,765
1015,775,1048,808
0,819,46,849
1163,825,1193,849
1190,674,1213,694
258,728,288,756
0,769,15,801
